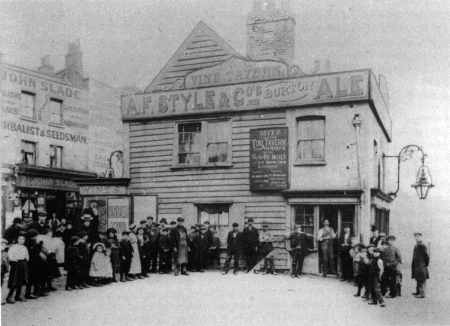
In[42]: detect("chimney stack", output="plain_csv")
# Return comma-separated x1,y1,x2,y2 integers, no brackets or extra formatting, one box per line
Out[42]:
38,55,55,75
65,39,83,75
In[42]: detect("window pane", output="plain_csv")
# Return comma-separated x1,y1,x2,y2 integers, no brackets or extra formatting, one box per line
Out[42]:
309,119,324,139
297,140,312,161
207,142,228,163
311,140,324,160
178,123,201,164
21,92,35,118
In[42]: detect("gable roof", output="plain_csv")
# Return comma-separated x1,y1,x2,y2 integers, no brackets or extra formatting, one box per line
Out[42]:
144,21,240,93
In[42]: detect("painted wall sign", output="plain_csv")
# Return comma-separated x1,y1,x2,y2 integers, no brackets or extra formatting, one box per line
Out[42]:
16,175,79,191
1,120,88,143
185,57,289,88
1,68,83,99
79,185,128,196
249,127,289,191
122,70,370,121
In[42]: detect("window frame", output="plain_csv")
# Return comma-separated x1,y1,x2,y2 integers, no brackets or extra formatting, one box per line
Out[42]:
173,119,232,169
20,140,37,165
295,115,326,165
48,98,64,126
20,91,36,121
49,144,63,168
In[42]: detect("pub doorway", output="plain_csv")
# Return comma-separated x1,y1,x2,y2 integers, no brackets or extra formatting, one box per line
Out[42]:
292,204,356,276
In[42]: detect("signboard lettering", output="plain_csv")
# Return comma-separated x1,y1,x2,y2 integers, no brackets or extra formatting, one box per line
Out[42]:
250,127,289,191
16,175,78,191
122,70,370,120
107,198,130,235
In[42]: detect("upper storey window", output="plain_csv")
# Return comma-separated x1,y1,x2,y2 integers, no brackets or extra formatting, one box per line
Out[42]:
296,116,325,164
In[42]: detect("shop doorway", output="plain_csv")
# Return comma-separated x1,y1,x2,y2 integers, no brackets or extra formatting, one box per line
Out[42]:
45,191,66,220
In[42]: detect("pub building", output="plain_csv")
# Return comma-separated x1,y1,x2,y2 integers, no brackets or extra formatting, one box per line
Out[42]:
1,41,127,231
122,1,392,274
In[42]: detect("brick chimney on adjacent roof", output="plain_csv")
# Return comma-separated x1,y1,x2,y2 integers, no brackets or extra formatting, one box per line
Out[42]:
38,55,55,75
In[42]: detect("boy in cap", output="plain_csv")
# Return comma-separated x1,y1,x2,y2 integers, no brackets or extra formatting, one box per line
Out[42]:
242,218,259,272
381,235,402,298
353,244,369,298
119,231,133,281
158,228,172,273
368,246,385,307
223,223,242,275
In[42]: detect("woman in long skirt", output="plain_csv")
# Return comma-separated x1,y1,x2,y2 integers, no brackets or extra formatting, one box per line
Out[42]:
128,226,142,278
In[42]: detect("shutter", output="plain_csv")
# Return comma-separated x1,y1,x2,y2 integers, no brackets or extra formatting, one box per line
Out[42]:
229,202,246,230
182,203,197,229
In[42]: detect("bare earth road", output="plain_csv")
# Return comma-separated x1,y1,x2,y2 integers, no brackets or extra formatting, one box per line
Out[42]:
2,271,449,326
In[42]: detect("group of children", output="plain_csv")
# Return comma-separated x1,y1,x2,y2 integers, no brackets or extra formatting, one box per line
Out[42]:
350,233,403,308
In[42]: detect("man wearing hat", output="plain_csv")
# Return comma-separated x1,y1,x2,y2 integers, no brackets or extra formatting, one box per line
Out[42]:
411,232,429,298
368,247,385,307
242,218,259,272
192,225,209,272
171,217,189,275
287,225,313,278
223,223,242,274
381,235,402,297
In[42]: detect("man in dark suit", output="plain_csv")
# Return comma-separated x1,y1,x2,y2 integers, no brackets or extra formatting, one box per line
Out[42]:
412,232,429,299
242,218,259,272
288,225,313,278
223,223,242,275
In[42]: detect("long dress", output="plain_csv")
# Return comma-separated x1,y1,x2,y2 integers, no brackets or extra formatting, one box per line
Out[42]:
129,233,142,275
89,252,113,278
177,231,188,265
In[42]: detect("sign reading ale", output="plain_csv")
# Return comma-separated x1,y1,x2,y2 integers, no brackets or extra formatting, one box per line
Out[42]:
250,127,289,191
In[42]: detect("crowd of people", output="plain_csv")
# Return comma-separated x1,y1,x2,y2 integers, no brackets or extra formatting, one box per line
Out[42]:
1,213,430,308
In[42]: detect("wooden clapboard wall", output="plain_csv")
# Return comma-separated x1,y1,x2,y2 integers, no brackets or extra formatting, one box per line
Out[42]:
128,109,289,239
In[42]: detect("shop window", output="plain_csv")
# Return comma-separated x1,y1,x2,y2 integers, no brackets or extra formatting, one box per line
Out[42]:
21,91,36,119
296,117,325,163
176,120,231,167
375,208,390,235
21,140,37,165
49,99,63,124
294,205,314,236
49,145,63,168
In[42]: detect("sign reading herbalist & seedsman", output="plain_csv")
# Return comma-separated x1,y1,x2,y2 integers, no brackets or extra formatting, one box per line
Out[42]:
250,127,289,191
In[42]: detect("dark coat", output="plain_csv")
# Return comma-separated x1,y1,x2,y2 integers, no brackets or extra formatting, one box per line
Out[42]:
242,226,259,250
65,245,81,272
289,232,313,255
412,242,429,281
158,234,172,253
226,231,242,253
171,225,189,250
119,239,133,261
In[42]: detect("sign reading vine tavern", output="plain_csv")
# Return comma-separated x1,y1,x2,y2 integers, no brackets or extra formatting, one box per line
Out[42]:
250,127,289,191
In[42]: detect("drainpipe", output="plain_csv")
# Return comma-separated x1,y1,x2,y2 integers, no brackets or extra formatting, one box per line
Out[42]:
352,113,363,242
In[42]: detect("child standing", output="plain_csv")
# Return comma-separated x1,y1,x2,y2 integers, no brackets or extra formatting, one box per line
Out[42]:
353,244,369,298
89,243,113,285
158,228,172,274
368,247,385,307
65,235,81,290
119,231,133,282
106,228,120,282
6,233,29,304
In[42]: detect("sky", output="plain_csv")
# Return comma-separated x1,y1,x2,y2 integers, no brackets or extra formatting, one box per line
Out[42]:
1,0,449,267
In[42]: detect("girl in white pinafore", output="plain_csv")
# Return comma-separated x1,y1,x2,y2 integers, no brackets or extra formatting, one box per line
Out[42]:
128,228,142,277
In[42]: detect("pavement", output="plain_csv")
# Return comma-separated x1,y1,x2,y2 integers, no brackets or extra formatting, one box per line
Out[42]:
2,271,450,326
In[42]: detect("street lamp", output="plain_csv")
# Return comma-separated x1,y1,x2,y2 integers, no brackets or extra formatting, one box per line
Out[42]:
383,144,434,200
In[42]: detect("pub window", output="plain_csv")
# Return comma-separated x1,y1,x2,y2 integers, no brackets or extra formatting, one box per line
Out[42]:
49,145,63,168
296,116,325,163
294,205,314,236
178,122,202,165
49,98,63,124
176,120,231,166
207,120,231,163
21,140,37,165
198,204,230,226
21,91,36,119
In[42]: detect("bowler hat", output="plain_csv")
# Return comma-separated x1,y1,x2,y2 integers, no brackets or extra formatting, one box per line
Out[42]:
387,235,396,241
177,217,184,222
247,218,254,223
232,222,239,227
414,232,422,236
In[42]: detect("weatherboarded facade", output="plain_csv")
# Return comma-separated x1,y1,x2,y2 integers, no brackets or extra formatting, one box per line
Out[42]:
122,17,393,272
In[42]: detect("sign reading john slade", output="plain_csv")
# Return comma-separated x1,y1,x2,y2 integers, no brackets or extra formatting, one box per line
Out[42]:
121,70,370,120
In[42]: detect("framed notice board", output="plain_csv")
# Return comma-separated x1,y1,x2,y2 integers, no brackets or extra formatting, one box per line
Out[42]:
107,197,130,235
249,127,289,191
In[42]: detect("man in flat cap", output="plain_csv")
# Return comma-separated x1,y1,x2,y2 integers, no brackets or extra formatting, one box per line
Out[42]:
172,217,189,275
381,235,402,297
223,223,242,275
242,218,259,272
411,232,429,298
